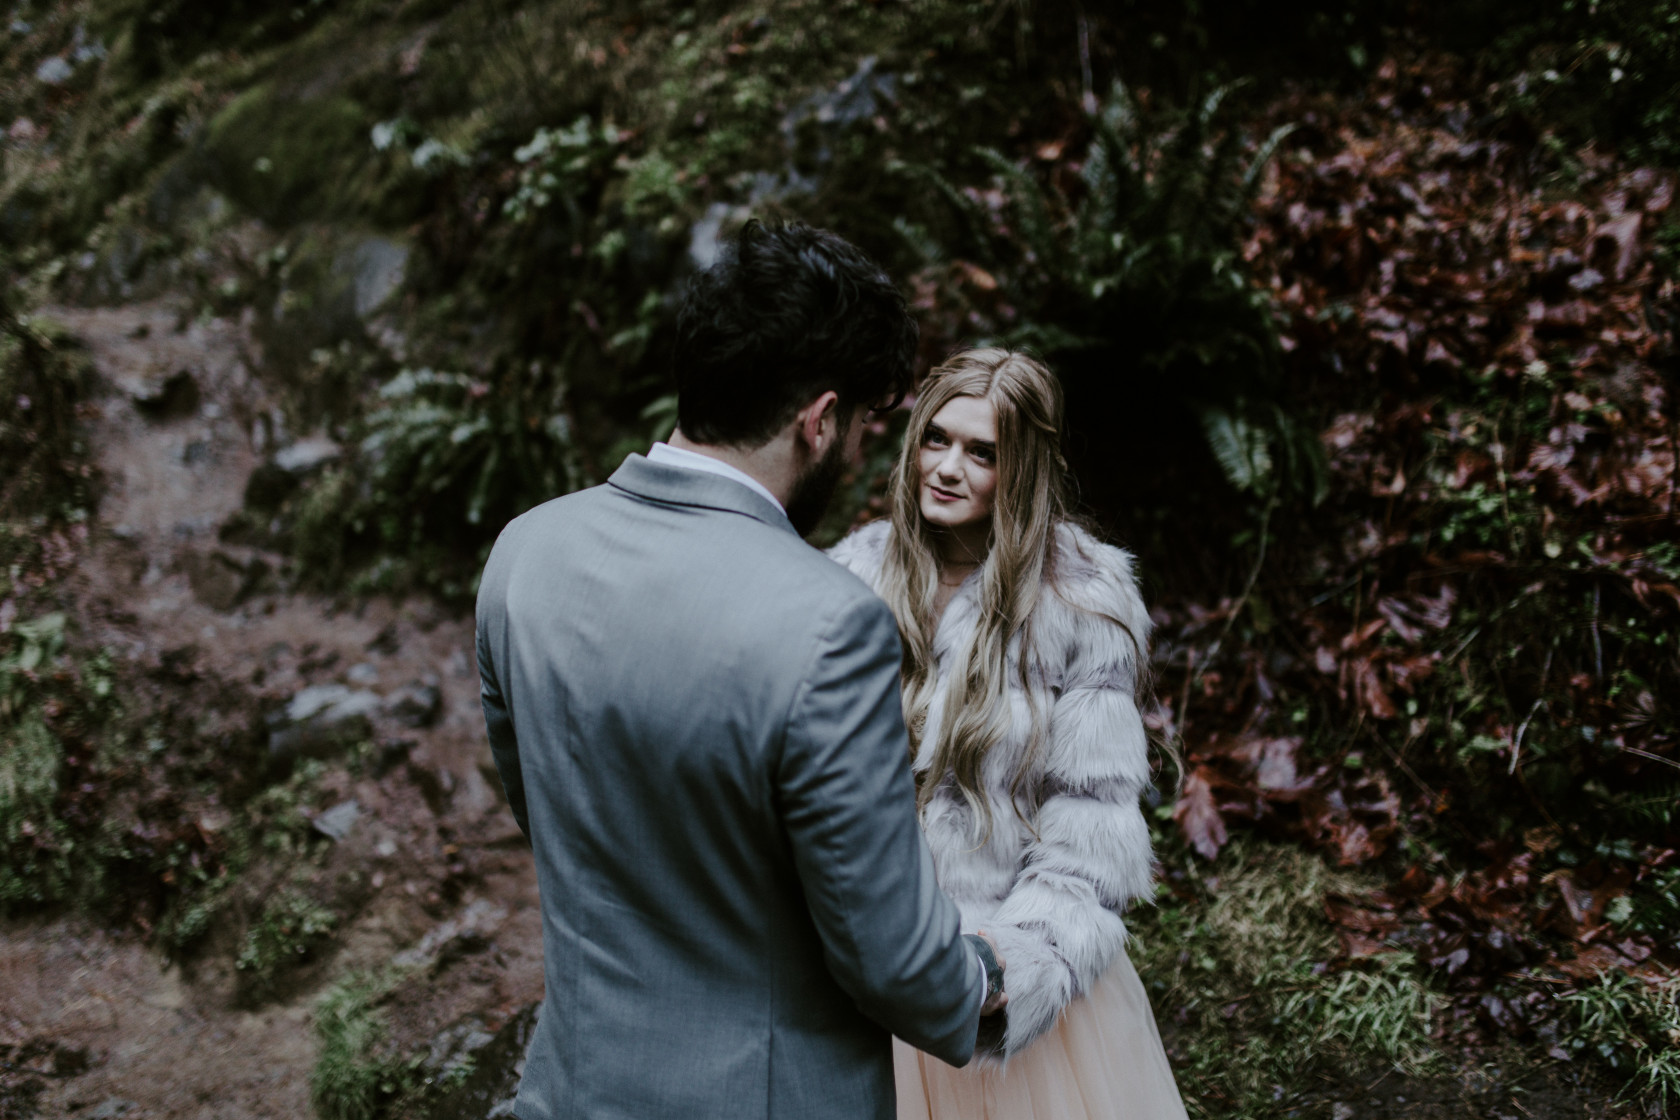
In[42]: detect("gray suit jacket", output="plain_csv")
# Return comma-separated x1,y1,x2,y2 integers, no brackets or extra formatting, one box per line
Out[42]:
475,454,982,1120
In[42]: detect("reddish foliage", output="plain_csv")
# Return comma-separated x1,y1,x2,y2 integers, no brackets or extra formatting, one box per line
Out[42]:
1128,53,1679,995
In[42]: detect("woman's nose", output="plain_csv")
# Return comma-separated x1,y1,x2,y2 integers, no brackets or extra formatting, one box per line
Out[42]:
935,448,964,479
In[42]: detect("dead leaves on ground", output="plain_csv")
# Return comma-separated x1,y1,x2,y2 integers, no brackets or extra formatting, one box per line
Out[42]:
1144,51,1680,1008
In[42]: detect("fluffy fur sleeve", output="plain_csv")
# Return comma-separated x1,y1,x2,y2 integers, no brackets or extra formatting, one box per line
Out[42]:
985,525,1156,1057
825,519,892,588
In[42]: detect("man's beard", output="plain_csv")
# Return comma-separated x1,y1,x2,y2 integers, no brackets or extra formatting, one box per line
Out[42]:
785,437,848,538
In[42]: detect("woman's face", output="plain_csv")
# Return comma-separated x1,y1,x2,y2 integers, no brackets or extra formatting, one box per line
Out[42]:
917,395,999,534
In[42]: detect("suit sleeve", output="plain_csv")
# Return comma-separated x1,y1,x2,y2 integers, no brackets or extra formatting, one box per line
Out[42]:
476,531,529,840
777,593,984,1067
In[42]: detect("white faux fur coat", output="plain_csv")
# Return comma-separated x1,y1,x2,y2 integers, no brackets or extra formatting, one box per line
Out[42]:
827,520,1156,1058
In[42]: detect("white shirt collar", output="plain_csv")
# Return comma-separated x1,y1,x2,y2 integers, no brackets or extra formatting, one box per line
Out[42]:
646,442,785,514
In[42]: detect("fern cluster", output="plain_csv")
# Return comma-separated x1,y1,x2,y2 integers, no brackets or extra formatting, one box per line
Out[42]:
904,81,1325,507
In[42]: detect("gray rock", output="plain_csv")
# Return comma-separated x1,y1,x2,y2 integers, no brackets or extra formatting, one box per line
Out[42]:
268,685,381,761
423,1016,496,1076
34,56,73,84
337,237,409,318
384,681,441,728
415,1004,538,1120
311,798,361,841
287,683,379,723
688,202,740,271
85,1101,137,1120
273,437,341,474
394,899,507,971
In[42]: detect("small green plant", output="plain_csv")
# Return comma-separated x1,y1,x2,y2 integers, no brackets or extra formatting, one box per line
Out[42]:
0,612,106,910
501,116,626,223
310,968,426,1120
1559,971,1680,1111
236,889,338,999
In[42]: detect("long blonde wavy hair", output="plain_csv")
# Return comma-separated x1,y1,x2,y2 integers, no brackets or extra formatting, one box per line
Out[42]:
877,348,1073,838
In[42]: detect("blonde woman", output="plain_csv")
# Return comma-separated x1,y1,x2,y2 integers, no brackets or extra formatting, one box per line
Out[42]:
829,349,1186,1119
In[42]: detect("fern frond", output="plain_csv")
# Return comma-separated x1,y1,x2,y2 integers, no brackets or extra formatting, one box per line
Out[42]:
1200,407,1273,497
976,147,1064,274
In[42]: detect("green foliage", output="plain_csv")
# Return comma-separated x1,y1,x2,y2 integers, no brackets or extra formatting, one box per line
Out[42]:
242,759,331,858
502,117,627,224
1559,972,1680,1110
91,0,338,83
0,307,94,569
312,970,405,1120
0,613,106,911
236,889,338,999
1464,0,1680,166
915,80,1325,506
360,366,564,531
287,366,580,597
1129,840,1440,1117
1367,368,1680,839
1616,865,1680,947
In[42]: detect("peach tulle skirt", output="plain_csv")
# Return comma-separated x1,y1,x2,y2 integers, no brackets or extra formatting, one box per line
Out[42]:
894,948,1188,1120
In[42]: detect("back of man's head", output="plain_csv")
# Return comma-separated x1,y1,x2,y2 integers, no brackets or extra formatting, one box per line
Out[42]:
674,220,916,448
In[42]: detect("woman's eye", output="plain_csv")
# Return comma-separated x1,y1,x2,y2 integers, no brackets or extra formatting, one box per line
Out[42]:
972,448,995,465
924,431,948,448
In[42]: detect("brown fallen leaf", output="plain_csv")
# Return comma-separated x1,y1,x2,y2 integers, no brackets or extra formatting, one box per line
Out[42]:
1173,767,1229,861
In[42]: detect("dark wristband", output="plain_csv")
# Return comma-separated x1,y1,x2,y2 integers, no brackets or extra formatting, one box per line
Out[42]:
962,933,1004,1003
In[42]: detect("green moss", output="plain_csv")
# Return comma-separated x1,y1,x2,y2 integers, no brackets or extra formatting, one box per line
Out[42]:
204,85,375,226
236,889,339,1000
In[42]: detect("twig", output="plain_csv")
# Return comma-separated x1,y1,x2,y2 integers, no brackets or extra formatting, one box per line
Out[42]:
1510,698,1545,775
1620,744,1680,772
1382,741,1437,803
1199,496,1276,680
1305,571,1363,609
1445,625,1482,664
1591,583,1603,681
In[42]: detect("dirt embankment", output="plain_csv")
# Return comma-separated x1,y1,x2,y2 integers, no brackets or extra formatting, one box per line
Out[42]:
2,301,542,1120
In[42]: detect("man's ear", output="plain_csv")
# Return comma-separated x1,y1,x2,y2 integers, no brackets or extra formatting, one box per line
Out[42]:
796,390,841,455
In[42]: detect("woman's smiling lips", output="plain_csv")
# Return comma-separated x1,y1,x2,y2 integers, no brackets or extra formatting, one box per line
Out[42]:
927,485,964,503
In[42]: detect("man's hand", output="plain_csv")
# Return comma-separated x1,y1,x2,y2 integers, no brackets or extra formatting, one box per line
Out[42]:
975,930,1007,1016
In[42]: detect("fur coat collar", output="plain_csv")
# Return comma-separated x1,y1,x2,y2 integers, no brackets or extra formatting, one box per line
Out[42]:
828,519,1157,1058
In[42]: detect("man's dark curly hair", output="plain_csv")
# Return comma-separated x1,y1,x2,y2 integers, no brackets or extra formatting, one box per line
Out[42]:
673,220,917,447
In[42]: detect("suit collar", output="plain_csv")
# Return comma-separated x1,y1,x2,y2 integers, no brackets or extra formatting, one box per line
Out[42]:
609,454,798,536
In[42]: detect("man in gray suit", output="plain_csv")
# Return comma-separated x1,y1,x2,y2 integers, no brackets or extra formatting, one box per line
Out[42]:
476,221,1005,1120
